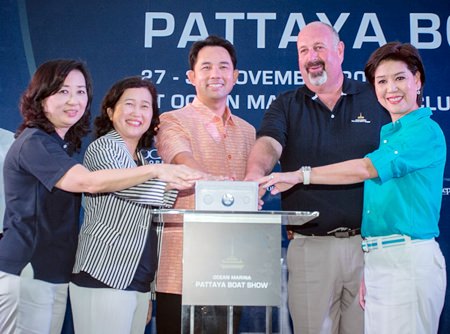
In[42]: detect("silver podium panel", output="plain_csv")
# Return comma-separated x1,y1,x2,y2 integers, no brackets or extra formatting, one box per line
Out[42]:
195,181,258,211
152,208,320,334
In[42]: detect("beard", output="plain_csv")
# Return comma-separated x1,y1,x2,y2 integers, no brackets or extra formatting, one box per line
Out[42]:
306,60,328,86
308,70,328,86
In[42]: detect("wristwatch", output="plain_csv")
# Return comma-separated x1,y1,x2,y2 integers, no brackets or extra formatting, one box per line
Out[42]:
300,166,311,185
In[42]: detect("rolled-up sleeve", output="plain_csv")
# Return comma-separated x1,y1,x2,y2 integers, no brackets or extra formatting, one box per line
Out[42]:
366,122,445,184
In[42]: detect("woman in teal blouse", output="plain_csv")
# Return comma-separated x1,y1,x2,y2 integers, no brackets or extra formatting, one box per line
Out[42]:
259,42,446,334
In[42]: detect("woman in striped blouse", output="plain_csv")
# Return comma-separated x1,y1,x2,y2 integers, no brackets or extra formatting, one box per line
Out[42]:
70,77,201,333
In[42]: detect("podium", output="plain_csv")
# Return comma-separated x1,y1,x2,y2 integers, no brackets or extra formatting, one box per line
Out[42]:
152,209,319,334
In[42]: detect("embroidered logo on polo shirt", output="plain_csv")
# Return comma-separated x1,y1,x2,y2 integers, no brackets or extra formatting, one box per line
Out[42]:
351,113,371,123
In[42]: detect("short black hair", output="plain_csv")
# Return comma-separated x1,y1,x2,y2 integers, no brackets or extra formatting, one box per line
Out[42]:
365,42,426,105
189,35,237,70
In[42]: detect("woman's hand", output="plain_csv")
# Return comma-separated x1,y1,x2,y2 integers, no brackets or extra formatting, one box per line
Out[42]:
156,164,206,190
258,171,302,195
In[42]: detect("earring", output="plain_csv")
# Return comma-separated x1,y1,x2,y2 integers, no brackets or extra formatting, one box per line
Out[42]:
417,89,421,95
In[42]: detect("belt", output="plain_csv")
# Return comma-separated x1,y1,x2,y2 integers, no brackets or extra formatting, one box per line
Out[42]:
361,234,432,253
293,227,360,239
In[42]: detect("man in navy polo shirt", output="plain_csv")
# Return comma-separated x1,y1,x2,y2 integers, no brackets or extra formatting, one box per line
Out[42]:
245,22,390,333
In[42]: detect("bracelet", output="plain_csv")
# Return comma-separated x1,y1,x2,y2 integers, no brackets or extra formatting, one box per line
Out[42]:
300,166,311,185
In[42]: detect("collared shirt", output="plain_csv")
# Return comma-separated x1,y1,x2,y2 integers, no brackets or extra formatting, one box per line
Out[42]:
258,77,390,234
72,130,176,290
155,97,255,294
363,107,446,239
0,127,79,283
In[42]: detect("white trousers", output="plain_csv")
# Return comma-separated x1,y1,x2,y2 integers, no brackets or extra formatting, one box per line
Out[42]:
0,266,68,334
0,271,19,334
69,282,150,334
364,239,446,334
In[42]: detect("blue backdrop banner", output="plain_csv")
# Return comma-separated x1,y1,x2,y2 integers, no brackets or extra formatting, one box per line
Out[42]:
1,1,450,333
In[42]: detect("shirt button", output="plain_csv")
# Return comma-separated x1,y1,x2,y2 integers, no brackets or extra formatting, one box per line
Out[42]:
394,150,398,154
227,154,232,160
63,144,68,149
366,210,371,214
383,140,388,144
331,114,335,119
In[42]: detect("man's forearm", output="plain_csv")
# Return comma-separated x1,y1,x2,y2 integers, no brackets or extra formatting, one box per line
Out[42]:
245,136,281,180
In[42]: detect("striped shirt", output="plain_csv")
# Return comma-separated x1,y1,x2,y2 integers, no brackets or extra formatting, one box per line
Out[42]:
155,97,255,294
72,130,177,289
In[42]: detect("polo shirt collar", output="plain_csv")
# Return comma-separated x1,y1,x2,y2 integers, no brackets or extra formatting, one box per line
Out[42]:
49,131,73,155
302,76,360,98
191,97,236,126
383,107,432,133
